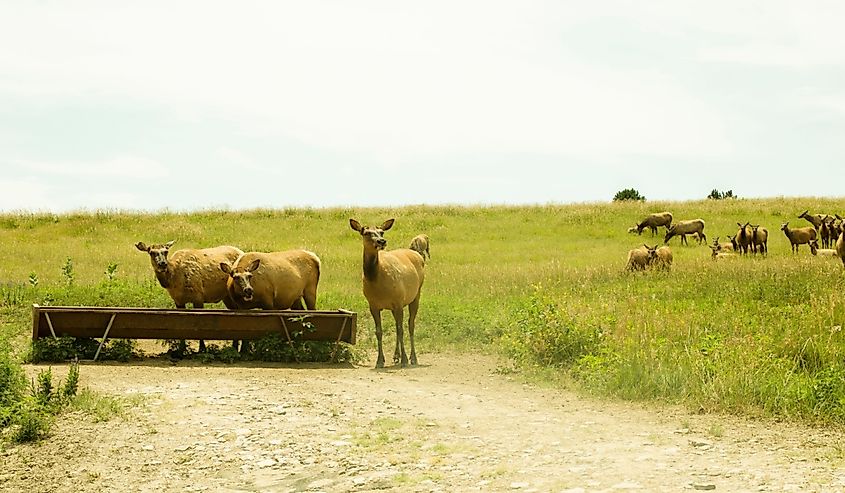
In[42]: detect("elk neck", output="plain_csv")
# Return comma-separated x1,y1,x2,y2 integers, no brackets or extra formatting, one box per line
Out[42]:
154,267,171,289
362,247,381,282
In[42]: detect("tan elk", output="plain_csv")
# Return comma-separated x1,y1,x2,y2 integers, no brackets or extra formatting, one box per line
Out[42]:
663,219,706,246
781,222,817,253
350,218,425,368
735,222,753,255
751,224,768,255
798,210,825,230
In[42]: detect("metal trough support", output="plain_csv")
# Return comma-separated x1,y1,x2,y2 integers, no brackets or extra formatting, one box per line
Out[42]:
31,305,357,360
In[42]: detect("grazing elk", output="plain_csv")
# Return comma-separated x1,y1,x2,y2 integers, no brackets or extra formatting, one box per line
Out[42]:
635,212,673,236
350,218,425,368
664,219,706,246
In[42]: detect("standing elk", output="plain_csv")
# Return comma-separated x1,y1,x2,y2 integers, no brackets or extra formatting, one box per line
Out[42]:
136,241,243,352
350,218,425,368
735,222,753,254
409,234,431,261
635,212,673,236
781,222,817,253
664,219,706,246
798,210,825,230
751,225,768,255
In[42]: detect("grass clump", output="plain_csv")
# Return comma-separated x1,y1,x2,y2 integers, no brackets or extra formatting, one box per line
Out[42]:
1,361,81,443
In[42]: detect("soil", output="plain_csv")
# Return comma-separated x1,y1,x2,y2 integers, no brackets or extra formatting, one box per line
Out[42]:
3,352,845,493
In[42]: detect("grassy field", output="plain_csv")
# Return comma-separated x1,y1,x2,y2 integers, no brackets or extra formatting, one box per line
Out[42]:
2,196,845,425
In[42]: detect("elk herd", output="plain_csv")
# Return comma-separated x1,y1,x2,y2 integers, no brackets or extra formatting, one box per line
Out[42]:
627,210,845,271
136,218,429,368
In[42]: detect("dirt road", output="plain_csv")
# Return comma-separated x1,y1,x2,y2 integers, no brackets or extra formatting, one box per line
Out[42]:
3,353,845,492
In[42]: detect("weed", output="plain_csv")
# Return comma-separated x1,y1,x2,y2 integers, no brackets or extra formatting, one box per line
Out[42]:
61,257,74,286
105,262,118,281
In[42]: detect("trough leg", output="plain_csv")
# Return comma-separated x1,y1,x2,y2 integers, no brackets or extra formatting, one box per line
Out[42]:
371,308,385,368
175,304,189,355
222,296,241,351
194,302,207,352
392,307,408,367
408,296,420,366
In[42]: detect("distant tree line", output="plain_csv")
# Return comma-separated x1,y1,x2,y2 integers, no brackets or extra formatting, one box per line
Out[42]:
611,188,739,202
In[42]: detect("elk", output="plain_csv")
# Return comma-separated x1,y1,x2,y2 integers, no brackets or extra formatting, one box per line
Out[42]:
635,212,673,236
664,219,706,246
136,241,243,352
735,222,752,255
751,225,768,255
781,222,817,253
798,210,825,230
350,218,425,368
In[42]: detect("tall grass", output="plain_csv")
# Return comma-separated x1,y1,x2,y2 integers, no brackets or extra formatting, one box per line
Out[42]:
1,197,844,423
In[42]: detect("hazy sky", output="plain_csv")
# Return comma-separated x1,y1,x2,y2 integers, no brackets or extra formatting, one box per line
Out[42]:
1,1,844,212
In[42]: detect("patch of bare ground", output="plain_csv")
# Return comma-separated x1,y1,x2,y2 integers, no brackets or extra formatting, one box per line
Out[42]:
4,353,845,492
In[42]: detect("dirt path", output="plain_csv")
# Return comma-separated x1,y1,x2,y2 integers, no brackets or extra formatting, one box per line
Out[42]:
4,353,845,492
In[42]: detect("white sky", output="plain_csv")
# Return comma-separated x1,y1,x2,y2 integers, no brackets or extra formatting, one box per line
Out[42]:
1,1,844,212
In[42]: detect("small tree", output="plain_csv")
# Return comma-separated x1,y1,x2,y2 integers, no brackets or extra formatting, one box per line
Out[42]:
707,189,737,200
613,188,645,202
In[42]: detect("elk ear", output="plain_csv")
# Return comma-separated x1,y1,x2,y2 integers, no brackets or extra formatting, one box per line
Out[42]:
247,258,261,272
349,219,363,233
220,262,233,276
381,218,395,231
737,222,742,228
165,240,175,249
135,242,149,252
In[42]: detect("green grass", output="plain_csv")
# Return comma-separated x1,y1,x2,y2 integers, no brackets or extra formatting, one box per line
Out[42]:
1,198,845,426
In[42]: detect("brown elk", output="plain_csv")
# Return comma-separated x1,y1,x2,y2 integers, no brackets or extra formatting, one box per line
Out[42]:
219,250,321,310
798,210,825,229
735,222,753,254
350,218,425,368
781,222,817,253
135,241,243,352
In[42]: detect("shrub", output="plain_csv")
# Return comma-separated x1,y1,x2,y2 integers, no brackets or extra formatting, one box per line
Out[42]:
613,188,645,202
707,189,737,200
29,337,138,363
2,363,81,443
502,289,604,367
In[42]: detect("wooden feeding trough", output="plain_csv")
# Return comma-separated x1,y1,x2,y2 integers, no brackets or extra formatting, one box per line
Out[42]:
32,304,357,361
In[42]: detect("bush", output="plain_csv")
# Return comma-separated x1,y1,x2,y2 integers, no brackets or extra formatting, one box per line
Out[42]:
707,189,737,200
2,363,82,443
502,289,604,367
613,188,645,202
29,337,138,363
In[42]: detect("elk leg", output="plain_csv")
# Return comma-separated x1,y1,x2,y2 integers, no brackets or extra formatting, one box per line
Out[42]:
371,308,385,368
392,307,408,367
408,296,420,366
303,288,318,310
